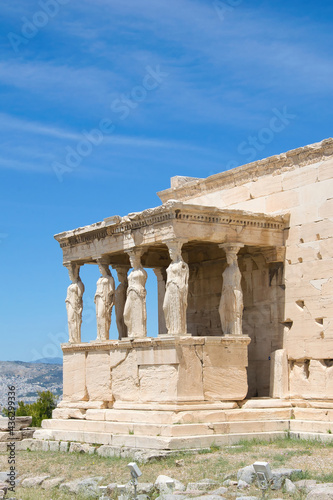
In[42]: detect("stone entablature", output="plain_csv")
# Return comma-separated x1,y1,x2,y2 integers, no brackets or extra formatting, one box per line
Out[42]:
54,202,288,258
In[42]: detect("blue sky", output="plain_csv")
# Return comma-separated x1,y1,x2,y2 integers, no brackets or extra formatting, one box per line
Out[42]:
0,0,332,361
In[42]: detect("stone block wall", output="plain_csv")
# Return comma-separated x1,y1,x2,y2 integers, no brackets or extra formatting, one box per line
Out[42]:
62,337,250,406
186,252,284,397
159,141,333,399
0,416,34,451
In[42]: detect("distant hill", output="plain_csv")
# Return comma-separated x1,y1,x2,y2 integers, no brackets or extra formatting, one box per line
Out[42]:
0,361,62,411
31,357,62,365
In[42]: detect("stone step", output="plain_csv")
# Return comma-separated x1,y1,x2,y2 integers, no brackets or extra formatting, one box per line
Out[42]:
289,431,333,443
290,419,333,433
53,407,293,424
293,408,333,421
42,417,290,438
240,399,292,409
37,427,289,450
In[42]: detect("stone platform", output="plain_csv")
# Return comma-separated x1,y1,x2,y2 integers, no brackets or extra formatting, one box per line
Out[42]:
35,398,333,450
61,335,251,404
34,336,333,450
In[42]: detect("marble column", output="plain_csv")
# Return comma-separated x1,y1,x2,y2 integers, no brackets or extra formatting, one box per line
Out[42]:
219,244,244,336
153,267,167,335
94,259,115,341
113,265,130,339
163,240,189,336
65,262,85,343
123,248,148,338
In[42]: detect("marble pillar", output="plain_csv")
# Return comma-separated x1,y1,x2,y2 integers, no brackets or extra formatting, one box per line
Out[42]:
94,260,115,341
123,248,148,338
113,265,130,339
163,240,189,336
219,244,244,335
153,267,167,335
65,263,85,343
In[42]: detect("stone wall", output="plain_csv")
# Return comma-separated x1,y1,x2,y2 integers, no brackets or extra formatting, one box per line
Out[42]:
241,253,284,398
187,259,224,338
0,416,34,451
186,251,284,397
159,139,333,399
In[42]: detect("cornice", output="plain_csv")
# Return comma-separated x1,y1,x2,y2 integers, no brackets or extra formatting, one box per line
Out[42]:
55,201,288,250
157,138,333,203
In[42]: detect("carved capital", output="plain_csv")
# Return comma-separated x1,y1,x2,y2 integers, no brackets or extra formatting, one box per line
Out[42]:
219,243,244,255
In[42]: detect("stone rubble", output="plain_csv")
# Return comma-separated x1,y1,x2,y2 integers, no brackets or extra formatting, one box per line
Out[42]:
0,482,8,495
237,465,256,485
235,497,259,500
186,479,219,491
284,477,297,493
294,479,318,492
209,487,228,496
306,486,333,499
21,475,50,487
223,479,237,486
0,416,34,449
270,467,302,490
41,476,65,489
155,474,186,494
4,460,333,499
59,476,104,498
69,441,96,454
237,479,250,489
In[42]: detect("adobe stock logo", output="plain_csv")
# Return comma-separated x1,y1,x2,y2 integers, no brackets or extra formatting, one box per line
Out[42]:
8,0,70,53
237,107,297,163
223,106,297,171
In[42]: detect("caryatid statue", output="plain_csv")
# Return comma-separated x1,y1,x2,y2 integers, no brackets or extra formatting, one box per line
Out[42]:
219,244,244,336
123,249,147,338
163,240,189,336
94,260,115,341
113,265,129,339
65,263,85,343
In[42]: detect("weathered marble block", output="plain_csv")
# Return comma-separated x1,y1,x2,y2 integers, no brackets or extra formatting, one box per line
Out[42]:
60,336,251,406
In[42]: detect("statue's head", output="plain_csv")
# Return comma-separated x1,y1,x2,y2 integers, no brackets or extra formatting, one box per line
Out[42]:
167,240,183,263
97,259,111,277
114,266,129,282
66,262,80,282
127,248,142,269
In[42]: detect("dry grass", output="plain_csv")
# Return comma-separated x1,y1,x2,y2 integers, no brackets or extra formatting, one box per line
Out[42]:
1,436,333,499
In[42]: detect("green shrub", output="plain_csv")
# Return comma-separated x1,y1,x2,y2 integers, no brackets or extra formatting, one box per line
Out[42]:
3,390,58,427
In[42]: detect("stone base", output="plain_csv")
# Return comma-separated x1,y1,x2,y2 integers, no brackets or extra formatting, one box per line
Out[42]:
61,335,251,404
35,337,333,451
34,399,333,451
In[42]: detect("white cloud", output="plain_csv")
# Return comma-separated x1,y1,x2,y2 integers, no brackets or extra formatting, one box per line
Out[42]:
0,112,222,177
